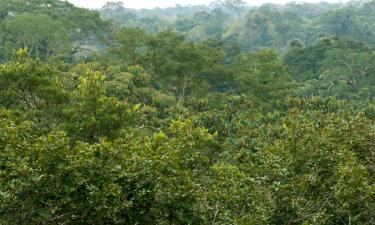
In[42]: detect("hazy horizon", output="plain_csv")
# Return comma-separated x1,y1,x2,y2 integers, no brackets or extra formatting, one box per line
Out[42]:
66,0,346,9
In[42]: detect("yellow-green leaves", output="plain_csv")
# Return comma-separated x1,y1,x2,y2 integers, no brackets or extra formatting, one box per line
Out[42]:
64,67,133,143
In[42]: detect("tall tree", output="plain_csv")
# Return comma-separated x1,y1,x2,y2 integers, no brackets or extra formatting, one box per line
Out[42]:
114,27,147,66
64,67,132,143
1,13,70,60
234,49,294,109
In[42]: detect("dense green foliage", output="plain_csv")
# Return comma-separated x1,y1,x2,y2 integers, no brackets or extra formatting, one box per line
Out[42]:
0,0,374,224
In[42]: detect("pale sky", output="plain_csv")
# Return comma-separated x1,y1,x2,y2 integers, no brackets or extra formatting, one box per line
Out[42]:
66,0,344,9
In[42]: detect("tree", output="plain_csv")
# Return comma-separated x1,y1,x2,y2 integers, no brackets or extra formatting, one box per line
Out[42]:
318,9,375,43
256,100,375,224
114,27,147,66
319,49,375,96
211,0,247,17
1,13,70,60
234,49,294,109
0,48,66,110
64,67,133,143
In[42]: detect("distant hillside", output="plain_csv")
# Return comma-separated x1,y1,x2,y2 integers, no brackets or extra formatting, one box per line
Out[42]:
99,0,375,51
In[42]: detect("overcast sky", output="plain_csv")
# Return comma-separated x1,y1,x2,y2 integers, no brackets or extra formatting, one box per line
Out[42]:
66,0,344,9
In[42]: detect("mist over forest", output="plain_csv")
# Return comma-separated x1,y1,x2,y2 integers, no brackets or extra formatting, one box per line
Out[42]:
0,0,374,224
